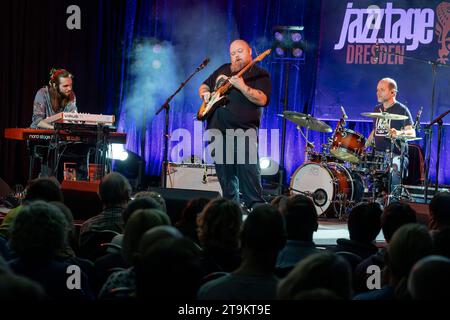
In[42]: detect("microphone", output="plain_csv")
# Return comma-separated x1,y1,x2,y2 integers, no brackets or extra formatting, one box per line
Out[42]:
196,58,210,71
372,41,380,63
340,106,348,119
414,106,423,132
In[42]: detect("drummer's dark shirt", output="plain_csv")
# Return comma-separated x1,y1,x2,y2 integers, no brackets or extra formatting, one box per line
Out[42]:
373,102,413,154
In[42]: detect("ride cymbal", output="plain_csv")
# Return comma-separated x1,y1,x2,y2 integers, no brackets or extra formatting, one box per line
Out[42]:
361,112,408,121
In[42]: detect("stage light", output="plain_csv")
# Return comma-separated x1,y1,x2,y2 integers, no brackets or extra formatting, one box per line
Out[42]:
275,47,286,57
274,31,284,41
259,157,279,176
291,32,302,42
272,26,306,61
259,157,281,196
113,150,145,190
107,144,129,161
152,44,162,54
260,157,271,170
292,48,304,58
152,59,161,69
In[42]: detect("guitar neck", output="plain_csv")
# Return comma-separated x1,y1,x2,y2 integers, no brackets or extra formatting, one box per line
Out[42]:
217,61,257,94
216,49,270,95
236,59,258,78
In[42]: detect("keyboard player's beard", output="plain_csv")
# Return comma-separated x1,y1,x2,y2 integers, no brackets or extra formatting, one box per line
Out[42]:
49,87,71,113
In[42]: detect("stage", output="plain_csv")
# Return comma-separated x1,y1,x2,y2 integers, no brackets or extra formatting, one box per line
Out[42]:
314,219,385,246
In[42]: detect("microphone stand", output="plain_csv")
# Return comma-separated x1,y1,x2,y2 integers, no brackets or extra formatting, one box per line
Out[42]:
376,45,450,203
156,61,207,188
423,109,450,201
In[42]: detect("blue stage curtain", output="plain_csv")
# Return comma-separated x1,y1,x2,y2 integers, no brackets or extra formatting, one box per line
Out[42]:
2,0,448,187
109,0,322,178
101,0,449,186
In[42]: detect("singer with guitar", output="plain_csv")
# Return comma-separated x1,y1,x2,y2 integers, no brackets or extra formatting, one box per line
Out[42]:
365,78,416,195
198,39,271,210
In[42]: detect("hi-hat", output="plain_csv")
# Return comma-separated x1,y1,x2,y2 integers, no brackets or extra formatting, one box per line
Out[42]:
361,112,408,121
280,111,332,133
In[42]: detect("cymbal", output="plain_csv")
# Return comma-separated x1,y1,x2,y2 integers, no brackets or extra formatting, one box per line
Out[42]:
361,112,408,121
394,135,423,141
281,111,332,133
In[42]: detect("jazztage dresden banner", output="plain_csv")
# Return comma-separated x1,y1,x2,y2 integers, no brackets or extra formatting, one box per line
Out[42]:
315,1,449,122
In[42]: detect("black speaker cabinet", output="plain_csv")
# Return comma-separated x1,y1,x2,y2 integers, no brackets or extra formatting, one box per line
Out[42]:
147,187,221,224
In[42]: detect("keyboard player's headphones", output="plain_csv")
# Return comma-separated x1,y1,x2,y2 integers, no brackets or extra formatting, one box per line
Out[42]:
49,68,73,88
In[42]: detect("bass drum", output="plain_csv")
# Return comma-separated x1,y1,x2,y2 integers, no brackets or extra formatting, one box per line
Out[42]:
290,162,364,217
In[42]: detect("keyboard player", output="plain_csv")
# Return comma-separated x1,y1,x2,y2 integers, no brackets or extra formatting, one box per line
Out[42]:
31,68,77,129
29,68,80,178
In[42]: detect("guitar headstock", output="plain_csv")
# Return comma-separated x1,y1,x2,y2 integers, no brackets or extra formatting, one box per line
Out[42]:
254,49,271,62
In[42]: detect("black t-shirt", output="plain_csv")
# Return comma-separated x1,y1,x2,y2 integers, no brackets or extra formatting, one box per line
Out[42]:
203,63,271,131
373,102,413,154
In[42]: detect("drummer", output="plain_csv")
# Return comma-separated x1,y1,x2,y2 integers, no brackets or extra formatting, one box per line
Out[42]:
365,77,415,191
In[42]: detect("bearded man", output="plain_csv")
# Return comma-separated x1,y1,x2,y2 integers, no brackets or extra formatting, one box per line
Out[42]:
198,40,272,210
31,68,77,129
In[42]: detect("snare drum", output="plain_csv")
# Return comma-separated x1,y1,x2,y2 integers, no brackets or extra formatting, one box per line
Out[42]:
290,162,364,217
358,151,389,173
330,129,366,164
307,152,343,164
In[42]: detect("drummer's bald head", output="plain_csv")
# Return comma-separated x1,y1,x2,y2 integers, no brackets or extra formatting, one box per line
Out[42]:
380,78,398,94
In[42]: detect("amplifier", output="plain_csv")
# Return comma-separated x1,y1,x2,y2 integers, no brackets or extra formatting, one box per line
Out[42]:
403,185,450,203
164,163,222,195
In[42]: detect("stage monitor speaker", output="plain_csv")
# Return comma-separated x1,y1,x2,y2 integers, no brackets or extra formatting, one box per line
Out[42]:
164,163,222,195
146,187,221,224
61,180,102,221
399,200,430,226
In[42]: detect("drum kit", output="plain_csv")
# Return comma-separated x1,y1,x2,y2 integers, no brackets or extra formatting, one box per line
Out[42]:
281,110,421,219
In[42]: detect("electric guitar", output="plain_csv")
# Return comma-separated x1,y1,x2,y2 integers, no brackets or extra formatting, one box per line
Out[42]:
196,49,271,121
